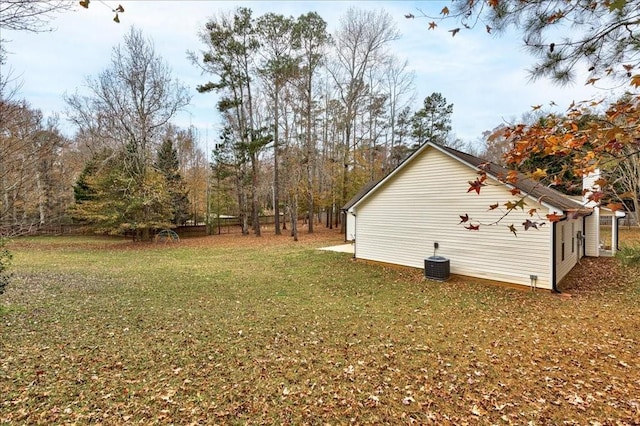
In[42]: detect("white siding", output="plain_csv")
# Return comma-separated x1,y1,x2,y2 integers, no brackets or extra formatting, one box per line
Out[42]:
346,210,356,241
354,147,553,289
555,217,582,283
584,209,600,257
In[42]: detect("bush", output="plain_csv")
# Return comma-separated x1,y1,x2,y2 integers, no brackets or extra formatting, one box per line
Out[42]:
0,238,12,295
616,244,640,267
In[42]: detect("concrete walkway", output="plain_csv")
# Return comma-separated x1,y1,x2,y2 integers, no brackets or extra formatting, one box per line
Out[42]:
318,243,355,254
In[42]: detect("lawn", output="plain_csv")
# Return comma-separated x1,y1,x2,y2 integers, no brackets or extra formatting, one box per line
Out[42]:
1,227,639,424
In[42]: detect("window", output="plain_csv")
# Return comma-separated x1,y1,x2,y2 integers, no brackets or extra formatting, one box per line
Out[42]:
571,223,575,254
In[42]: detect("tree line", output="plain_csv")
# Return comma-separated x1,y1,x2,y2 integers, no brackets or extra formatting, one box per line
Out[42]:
1,7,463,241
1,3,638,244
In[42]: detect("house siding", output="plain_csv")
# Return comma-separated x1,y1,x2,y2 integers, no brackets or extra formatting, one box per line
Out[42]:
346,211,356,241
354,147,553,289
584,209,600,257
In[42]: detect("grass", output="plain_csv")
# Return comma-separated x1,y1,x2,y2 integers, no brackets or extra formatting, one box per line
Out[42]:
1,227,640,424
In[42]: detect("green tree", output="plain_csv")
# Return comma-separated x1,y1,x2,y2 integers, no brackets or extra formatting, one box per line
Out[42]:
256,12,298,235
155,138,190,226
192,7,270,236
292,12,330,234
73,152,104,205
66,27,190,240
71,149,173,240
411,92,453,147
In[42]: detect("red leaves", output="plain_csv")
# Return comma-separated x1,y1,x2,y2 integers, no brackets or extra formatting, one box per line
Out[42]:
546,212,564,223
467,179,486,194
505,171,519,185
594,177,608,188
606,202,624,212
459,213,479,230
468,173,487,195
587,191,604,203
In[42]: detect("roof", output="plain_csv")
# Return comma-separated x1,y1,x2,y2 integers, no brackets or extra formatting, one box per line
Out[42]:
343,142,592,216
343,178,383,211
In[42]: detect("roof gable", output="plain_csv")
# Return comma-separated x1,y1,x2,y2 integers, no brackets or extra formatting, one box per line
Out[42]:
344,142,591,215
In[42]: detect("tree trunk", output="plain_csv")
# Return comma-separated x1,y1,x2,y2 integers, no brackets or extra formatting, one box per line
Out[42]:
251,152,261,236
290,195,298,242
273,83,281,235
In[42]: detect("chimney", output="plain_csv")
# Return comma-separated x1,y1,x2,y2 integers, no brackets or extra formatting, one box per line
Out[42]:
582,168,600,207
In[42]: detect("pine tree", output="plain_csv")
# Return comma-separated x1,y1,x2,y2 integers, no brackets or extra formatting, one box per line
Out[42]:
411,92,453,147
155,138,190,226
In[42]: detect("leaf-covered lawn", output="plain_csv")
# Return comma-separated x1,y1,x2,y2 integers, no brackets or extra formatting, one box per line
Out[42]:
1,227,639,424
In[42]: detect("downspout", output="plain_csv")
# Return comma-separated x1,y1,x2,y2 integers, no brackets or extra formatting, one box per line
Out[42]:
582,216,586,259
551,215,569,293
552,221,558,293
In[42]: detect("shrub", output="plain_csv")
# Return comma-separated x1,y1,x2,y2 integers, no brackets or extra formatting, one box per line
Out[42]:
616,244,640,267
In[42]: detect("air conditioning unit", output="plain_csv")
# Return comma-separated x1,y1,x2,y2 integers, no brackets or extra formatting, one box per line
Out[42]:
424,256,450,281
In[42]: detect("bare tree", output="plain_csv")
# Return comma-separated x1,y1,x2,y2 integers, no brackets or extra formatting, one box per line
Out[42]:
0,100,70,235
66,27,190,174
611,146,640,225
330,8,400,226
381,56,415,173
0,0,70,32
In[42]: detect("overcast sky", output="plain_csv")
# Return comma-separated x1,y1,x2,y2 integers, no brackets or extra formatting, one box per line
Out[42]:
2,0,611,152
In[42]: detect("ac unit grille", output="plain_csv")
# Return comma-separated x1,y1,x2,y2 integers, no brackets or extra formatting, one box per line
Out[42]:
424,256,450,281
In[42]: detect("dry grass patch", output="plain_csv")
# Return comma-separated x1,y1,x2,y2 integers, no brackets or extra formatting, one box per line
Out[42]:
1,226,639,424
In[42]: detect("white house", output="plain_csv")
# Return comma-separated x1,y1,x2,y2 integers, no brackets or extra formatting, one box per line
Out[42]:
343,142,624,291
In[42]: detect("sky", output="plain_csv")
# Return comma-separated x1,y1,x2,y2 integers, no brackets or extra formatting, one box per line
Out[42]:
1,0,610,153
